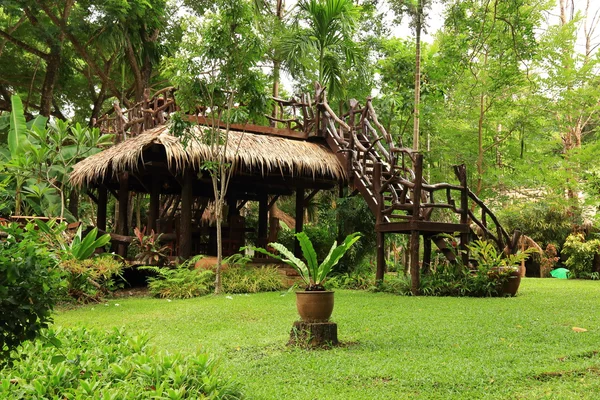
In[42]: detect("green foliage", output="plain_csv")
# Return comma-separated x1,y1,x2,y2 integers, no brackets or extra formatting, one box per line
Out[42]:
0,327,243,399
60,257,124,303
32,220,123,303
143,265,215,299
0,97,113,220
326,270,375,290
0,223,62,363
249,231,361,290
377,240,534,297
165,0,268,122
222,266,284,294
280,0,364,100
497,199,580,250
562,234,600,279
68,226,112,261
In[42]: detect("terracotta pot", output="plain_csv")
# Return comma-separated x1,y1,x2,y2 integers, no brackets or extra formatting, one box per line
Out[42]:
296,291,334,322
501,270,522,297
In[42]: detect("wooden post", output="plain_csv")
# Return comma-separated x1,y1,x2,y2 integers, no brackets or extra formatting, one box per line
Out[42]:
410,231,420,296
258,193,268,248
373,162,386,282
456,164,469,266
410,154,423,295
376,231,386,281
179,172,193,259
294,186,305,257
147,179,161,233
97,186,107,232
422,235,432,274
117,173,129,258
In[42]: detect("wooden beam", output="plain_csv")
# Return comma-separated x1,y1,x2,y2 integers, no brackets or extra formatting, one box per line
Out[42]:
303,189,319,206
87,190,99,205
97,186,107,232
268,194,281,210
236,198,249,212
376,221,470,234
179,172,193,259
187,115,308,140
117,173,129,258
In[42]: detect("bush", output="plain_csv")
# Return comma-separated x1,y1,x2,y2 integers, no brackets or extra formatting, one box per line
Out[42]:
498,199,581,250
562,234,600,279
0,327,244,399
0,223,62,363
374,241,534,297
222,266,284,293
326,262,375,290
60,257,124,302
144,265,215,299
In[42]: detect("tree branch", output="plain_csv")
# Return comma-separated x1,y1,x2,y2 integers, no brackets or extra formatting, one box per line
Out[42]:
0,28,49,60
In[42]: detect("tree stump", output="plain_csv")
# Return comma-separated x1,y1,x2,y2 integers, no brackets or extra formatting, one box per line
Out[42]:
288,321,339,348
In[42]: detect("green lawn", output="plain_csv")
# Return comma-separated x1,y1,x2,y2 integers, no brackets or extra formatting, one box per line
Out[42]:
55,279,600,399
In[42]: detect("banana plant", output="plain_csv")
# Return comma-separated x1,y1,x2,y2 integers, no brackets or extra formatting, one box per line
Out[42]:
1,94,114,220
249,231,361,290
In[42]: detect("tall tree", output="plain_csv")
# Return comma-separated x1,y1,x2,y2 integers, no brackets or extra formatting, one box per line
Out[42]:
389,0,433,151
0,0,172,124
166,0,268,294
280,0,363,101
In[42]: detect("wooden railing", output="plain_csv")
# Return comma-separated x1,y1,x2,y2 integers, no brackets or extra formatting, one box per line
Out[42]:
315,86,513,252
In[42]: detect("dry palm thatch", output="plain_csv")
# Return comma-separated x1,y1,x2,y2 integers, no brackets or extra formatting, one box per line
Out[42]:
70,125,346,188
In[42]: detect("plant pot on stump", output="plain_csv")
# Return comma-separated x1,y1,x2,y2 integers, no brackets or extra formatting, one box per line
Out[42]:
247,231,361,347
296,290,334,322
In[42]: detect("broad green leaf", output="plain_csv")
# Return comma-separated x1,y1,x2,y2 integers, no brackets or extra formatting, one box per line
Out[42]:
51,355,66,364
268,242,310,284
27,115,48,132
296,232,318,279
318,232,361,283
8,95,30,156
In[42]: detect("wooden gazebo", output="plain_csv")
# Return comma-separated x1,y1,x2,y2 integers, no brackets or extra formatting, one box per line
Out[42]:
70,121,346,259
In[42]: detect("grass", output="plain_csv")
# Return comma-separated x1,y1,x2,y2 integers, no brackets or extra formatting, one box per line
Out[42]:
54,278,600,399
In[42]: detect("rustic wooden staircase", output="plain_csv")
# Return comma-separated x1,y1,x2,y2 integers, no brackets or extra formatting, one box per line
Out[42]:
311,87,520,291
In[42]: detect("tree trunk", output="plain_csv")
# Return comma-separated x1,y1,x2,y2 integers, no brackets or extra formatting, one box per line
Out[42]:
412,0,423,151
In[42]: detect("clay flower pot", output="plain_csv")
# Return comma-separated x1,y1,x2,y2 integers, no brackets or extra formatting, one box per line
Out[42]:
296,291,334,322
501,269,522,297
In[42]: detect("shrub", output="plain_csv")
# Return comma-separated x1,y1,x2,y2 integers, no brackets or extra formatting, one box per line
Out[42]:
0,223,62,363
497,199,581,250
60,257,124,302
562,233,600,279
222,266,284,293
143,265,215,299
326,263,375,290
0,327,244,399
374,240,534,297
132,227,171,266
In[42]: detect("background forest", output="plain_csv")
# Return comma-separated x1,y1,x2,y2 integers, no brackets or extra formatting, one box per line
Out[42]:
0,0,599,271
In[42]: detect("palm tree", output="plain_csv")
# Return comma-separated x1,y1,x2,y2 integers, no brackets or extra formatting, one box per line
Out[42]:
280,0,362,100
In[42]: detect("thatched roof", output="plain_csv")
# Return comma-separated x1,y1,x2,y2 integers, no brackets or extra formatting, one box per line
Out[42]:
70,124,346,188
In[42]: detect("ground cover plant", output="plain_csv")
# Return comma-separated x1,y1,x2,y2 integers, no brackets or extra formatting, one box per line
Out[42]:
51,279,600,399
0,327,243,399
142,256,284,299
